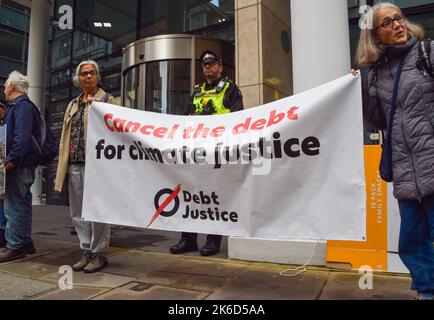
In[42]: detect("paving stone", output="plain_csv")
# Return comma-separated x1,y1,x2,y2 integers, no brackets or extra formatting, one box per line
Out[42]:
0,255,34,267
33,287,110,300
110,228,173,250
29,245,126,268
0,240,77,266
40,270,135,289
162,258,247,278
1,205,417,301
0,273,56,300
133,231,229,259
319,272,413,300
29,246,87,267
0,260,59,278
184,256,251,266
103,250,181,278
207,266,329,300
31,239,77,254
93,282,208,300
138,271,227,293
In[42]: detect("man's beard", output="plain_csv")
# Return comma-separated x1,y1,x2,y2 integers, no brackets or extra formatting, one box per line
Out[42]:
206,73,219,82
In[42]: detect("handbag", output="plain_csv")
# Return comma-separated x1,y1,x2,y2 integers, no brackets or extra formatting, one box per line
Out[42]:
379,56,406,182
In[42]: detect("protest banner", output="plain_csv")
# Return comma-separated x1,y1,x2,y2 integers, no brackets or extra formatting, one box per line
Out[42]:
83,74,366,240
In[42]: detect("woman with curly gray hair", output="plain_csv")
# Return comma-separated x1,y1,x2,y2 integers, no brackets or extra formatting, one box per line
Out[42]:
55,60,117,273
357,3,434,300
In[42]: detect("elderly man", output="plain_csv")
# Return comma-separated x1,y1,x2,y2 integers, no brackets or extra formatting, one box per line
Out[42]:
170,50,244,257
0,71,39,262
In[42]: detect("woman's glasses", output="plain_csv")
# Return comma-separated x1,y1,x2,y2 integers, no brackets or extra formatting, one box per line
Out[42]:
375,15,404,30
80,70,97,77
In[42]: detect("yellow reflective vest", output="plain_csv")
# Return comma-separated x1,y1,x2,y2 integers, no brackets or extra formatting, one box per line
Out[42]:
192,79,231,115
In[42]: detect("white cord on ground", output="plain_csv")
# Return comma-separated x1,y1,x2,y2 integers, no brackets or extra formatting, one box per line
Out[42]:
279,241,318,277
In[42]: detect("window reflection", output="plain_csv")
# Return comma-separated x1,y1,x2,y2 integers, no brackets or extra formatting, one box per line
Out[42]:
374,0,434,8
139,0,235,41
124,67,139,109
145,60,191,115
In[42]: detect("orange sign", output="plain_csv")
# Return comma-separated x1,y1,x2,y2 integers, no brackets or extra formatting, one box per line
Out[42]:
327,145,388,271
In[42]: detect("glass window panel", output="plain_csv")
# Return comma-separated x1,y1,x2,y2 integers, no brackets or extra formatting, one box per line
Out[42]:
406,11,434,38
374,0,434,8
0,56,26,78
139,0,234,41
124,67,139,109
50,87,70,102
75,0,138,47
71,30,117,64
145,60,191,115
0,30,27,61
101,72,121,97
0,3,30,32
51,31,72,69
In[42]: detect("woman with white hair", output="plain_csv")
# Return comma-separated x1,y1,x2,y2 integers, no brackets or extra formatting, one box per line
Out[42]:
356,3,434,300
55,60,117,273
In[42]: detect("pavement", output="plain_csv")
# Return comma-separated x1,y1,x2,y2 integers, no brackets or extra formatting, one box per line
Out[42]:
0,205,415,300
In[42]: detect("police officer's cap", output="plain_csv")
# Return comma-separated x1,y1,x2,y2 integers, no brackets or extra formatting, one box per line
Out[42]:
200,50,223,65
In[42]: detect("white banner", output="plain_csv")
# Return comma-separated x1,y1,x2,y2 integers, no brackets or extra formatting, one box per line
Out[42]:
83,74,366,240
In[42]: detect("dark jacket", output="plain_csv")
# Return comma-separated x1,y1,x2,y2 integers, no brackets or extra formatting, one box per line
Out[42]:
364,38,434,200
4,95,41,168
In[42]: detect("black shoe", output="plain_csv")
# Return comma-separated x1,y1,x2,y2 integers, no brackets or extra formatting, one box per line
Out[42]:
22,242,36,255
0,247,26,263
0,229,5,248
169,239,198,254
200,240,220,256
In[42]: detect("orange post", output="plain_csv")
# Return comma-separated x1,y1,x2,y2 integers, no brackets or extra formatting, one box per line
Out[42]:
327,145,388,271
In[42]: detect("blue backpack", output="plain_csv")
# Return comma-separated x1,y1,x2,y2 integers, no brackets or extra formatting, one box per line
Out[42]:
26,99,59,166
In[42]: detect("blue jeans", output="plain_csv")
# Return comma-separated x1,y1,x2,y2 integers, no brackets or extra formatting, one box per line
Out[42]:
4,166,35,250
0,200,6,229
398,195,434,297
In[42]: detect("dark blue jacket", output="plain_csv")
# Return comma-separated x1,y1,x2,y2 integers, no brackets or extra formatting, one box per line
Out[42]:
4,95,42,168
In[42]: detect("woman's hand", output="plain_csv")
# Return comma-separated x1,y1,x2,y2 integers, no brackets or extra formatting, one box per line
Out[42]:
3,162,14,171
83,95,96,103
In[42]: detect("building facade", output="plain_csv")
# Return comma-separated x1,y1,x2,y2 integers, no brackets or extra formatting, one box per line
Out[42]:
1,0,434,270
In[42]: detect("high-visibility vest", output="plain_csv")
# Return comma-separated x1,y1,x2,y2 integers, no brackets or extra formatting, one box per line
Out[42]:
192,79,231,115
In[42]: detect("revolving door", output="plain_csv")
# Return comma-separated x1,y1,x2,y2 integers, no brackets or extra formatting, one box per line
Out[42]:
122,34,235,115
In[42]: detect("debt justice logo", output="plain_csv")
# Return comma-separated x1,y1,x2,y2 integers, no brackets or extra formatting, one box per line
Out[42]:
147,185,239,228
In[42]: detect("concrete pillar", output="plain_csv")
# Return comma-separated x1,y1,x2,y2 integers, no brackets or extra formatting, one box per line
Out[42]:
287,0,351,265
27,0,51,205
230,0,350,267
235,0,263,109
291,0,351,93
235,0,292,108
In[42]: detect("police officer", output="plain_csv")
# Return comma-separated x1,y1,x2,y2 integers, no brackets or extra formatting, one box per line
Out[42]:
170,50,244,256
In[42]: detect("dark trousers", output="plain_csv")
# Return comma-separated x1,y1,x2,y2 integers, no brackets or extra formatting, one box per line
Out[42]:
398,194,434,294
181,232,222,244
